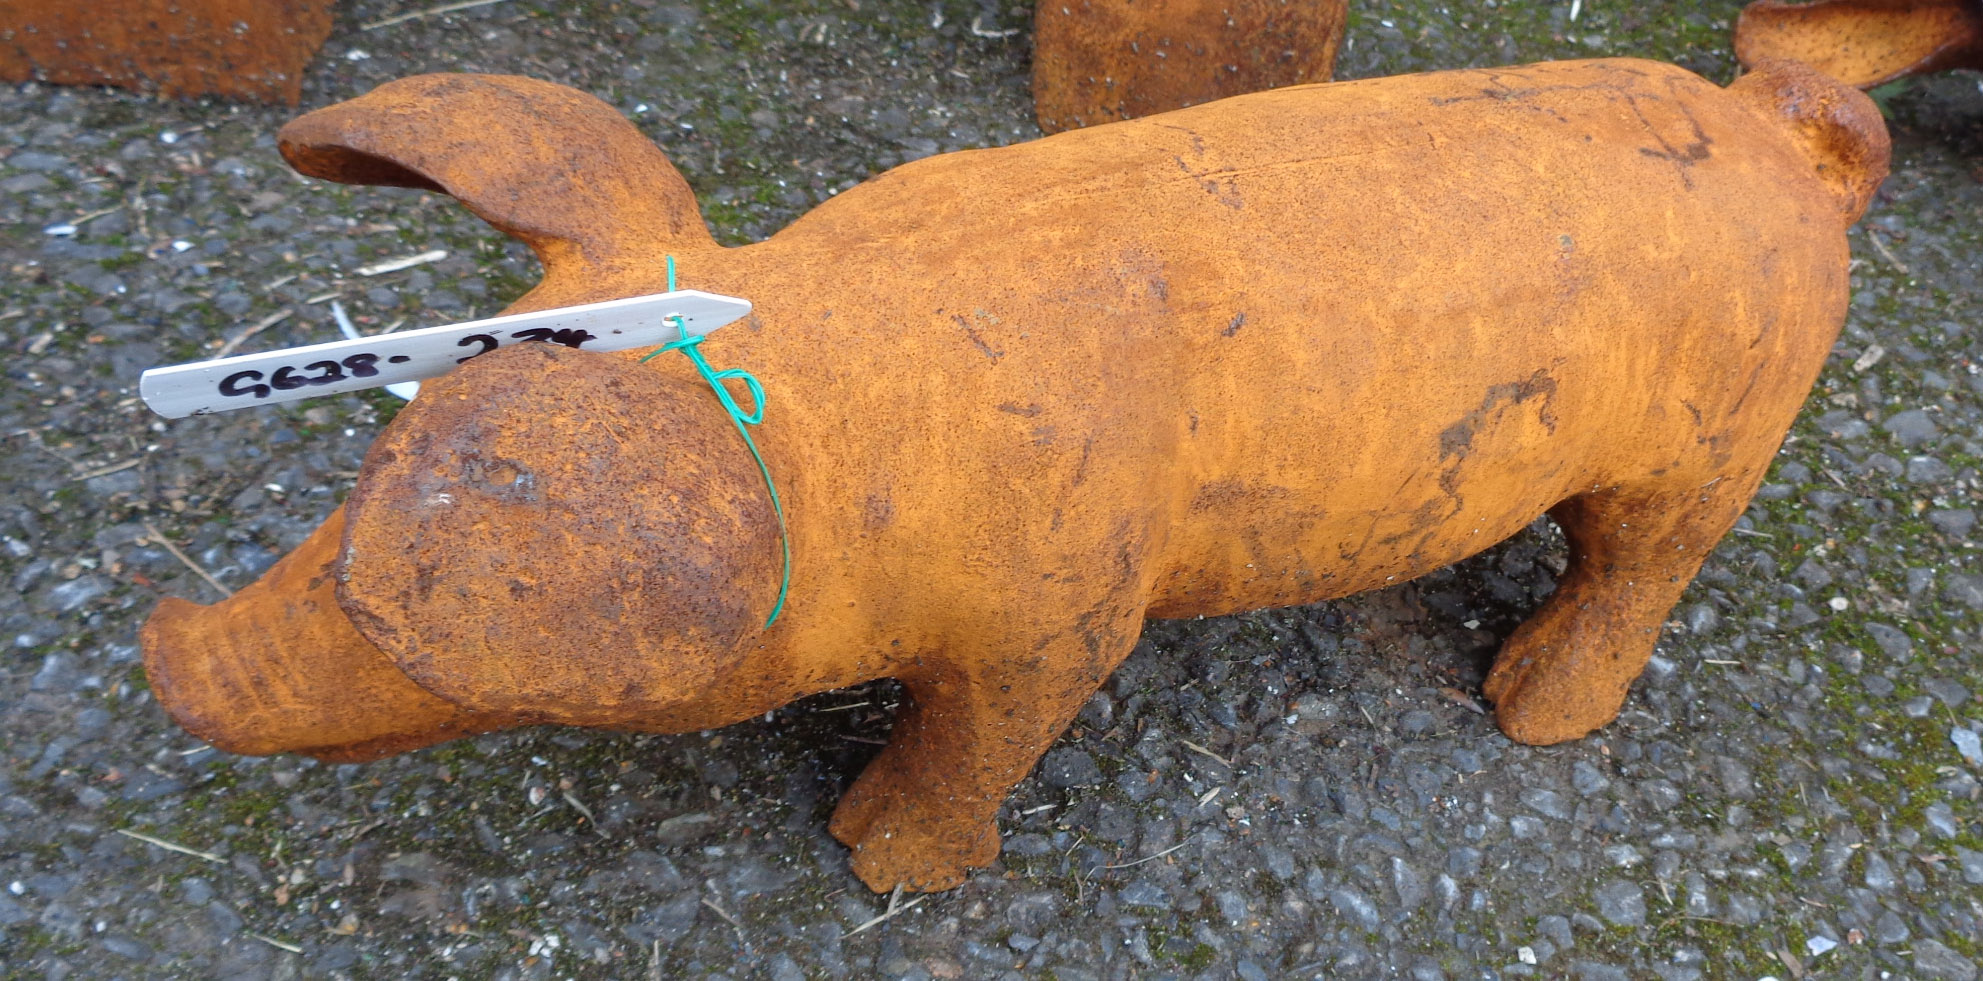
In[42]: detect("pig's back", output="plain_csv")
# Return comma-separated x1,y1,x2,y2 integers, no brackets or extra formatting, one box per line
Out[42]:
732,59,1861,616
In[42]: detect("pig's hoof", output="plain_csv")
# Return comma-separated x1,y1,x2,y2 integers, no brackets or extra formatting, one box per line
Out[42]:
837,811,1000,894
1493,697,1606,746
1483,641,1630,746
826,780,889,846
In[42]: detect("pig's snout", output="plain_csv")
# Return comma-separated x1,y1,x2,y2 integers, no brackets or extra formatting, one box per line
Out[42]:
139,509,513,762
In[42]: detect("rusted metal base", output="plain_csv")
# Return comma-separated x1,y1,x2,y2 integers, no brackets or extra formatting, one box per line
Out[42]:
1032,0,1348,133
1735,0,1983,87
0,0,335,104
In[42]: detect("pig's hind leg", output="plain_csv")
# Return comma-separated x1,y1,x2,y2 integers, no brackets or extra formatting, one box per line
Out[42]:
1482,471,1764,745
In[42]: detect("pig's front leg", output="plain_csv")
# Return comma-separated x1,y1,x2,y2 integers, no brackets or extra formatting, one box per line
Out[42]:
828,609,1146,892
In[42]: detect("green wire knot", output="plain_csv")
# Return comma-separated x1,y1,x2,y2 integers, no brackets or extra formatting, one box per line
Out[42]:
641,256,790,627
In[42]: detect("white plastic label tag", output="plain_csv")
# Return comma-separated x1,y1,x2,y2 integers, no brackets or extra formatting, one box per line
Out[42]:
139,289,752,419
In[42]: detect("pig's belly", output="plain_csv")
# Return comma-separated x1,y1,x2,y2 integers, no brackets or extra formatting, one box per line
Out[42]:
1145,430,1590,620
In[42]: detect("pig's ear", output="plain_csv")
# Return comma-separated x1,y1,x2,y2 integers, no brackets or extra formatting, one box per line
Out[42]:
335,343,783,726
278,74,717,298
1728,59,1890,224
1734,0,1983,89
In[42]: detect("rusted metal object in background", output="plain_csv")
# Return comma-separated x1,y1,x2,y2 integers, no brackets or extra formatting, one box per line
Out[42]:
142,61,1886,893
0,0,334,104
1033,0,1348,133
1735,0,1983,88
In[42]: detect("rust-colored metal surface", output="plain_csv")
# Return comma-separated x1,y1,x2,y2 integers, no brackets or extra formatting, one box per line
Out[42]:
0,0,334,104
1735,0,1983,88
139,508,516,762
1032,0,1348,133
141,59,1888,892
339,341,786,724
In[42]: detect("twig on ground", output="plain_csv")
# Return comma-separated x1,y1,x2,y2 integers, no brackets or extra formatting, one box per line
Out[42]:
142,522,232,598
214,308,293,358
115,828,225,863
362,0,509,30
251,933,302,954
968,16,1020,37
1865,230,1910,276
355,249,447,276
1063,833,1090,902
342,818,389,842
1179,739,1232,767
561,791,608,838
129,175,151,240
1437,686,1487,714
69,205,123,226
1102,836,1196,870
701,883,747,946
846,884,925,937
71,458,142,482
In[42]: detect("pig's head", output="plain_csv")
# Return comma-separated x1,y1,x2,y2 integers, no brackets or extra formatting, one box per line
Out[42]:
141,74,793,758
142,343,786,758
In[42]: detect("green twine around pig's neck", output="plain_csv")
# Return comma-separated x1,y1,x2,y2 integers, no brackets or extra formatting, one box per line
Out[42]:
641,255,789,627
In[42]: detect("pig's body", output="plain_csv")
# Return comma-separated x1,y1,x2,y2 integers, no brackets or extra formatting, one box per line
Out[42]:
728,58,1849,619
142,59,1888,892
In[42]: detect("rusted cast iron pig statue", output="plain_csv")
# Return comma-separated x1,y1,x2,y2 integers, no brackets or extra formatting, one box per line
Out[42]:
0,0,334,104
1032,0,1348,133
1735,0,1983,88
142,59,1888,892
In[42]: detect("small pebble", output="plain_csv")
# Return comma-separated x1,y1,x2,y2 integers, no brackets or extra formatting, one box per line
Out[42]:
1952,728,1982,766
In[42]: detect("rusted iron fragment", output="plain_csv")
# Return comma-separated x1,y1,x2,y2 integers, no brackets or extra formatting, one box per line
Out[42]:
1735,0,1983,87
0,0,334,104
144,60,1886,893
1033,0,1348,133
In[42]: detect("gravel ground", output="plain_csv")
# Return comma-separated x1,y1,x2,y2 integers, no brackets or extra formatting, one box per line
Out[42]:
2,1,1980,979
